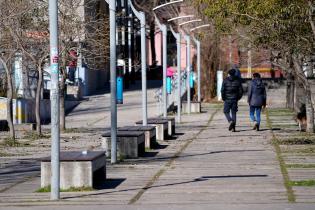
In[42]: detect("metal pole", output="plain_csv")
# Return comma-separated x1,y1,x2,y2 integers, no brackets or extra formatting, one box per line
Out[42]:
162,24,167,117
140,13,147,125
185,35,191,114
196,40,201,102
109,0,117,164
48,0,60,200
170,26,181,123
177,35,181,122
129,0,147,125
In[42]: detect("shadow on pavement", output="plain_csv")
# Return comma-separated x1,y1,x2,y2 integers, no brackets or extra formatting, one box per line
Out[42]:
94,178,126,190
63,174,268,200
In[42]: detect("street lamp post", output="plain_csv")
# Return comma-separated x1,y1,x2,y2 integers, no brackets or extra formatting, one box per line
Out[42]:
129,0,147,125
153,15,168,117
109,0,117,164
170,26,181,123
179,19,202,26
153,0,184,117
192,37,201,102
48,0,60,200
185,35,191,114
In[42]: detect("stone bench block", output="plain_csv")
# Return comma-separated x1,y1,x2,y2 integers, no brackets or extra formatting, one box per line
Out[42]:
41,151,106,189
0,120,8,131
150,117,175,136
15,123,36,131
135,119,168,141
182,101,201,113
118,126,156,149
102,131,145,159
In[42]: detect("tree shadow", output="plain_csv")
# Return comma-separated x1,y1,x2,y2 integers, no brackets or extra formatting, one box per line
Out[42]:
63,174,268,200
94,178,126,190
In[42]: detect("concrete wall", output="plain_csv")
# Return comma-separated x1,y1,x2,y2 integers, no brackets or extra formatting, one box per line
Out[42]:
0,98,79,124
77,67,109,96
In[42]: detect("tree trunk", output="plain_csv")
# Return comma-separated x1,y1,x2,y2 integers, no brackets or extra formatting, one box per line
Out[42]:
308,0,315,38
200,35,220,101
292,54,315,132
286,74,295,109
60,53,67,131
3,60,15,141
306,88,314,132
35,66,43,136
0,58,15,140
150,20,156,65
60,75,66,131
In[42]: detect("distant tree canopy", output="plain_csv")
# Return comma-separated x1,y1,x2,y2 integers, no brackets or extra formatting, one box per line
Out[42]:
194,0,314,55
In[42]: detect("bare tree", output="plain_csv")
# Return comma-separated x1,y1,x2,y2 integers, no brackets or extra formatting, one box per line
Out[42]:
0,0,33,141
58,0,109,131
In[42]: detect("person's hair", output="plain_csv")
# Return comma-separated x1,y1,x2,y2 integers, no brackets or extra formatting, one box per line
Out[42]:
228,69,236,76
253,73,261,78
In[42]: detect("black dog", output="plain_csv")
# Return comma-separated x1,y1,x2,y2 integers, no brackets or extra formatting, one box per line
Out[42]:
296,104,307,131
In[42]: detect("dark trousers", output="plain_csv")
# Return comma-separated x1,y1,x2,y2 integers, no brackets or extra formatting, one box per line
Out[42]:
223,101,238,123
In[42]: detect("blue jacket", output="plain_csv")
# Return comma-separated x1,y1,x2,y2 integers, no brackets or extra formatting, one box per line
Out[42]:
248,78,266,107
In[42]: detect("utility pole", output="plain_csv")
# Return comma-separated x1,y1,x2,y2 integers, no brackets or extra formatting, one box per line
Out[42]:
185,35,191,114
193,38,201,102
170,26,181,123
109,0,117,163
162,24,167,117
129,0,147,125
48,0,60,200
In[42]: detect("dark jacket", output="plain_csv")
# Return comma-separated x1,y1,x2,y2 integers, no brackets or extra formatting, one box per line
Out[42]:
248,78,267,107
221,76,243,102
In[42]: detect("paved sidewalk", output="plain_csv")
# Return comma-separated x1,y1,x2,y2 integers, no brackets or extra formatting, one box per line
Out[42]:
0,86,314,209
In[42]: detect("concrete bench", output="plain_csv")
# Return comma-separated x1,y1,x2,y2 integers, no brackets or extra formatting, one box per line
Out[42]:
15,123,36,131
182,101,201,113
150,117,175,136
0,120,8,131
135,119,168,141
118,126,156,149
101,131,145,159
41,151,106,189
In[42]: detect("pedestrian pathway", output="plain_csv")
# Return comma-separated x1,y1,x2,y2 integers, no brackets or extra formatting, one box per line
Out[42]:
0,86,314,209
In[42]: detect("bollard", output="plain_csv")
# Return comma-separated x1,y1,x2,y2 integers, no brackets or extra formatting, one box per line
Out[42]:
117,76,124,104
217,70,223,101
189,72,194,88
166,76,172,94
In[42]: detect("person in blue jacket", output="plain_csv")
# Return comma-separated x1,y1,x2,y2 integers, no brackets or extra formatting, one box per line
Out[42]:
248,73,267,131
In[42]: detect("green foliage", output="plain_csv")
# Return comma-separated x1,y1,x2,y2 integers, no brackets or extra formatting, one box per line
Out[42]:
289,180,315,187
2,137,19,147
286,164,315,168
36,185,94,192
195,0,314,54
23,131,50,141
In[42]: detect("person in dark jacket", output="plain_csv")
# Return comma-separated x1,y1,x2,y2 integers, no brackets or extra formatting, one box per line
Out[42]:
248,73,267,131
221,69,244,132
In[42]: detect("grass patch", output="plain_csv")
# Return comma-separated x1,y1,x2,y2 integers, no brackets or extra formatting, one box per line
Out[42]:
145,148,153,152
23,131,50,140
282,147,315,154
270,124,297,129
268,108,295,116
277,138,315,145
36,185,94,193
289,180,315,187
266,109,296,202
62,128,82,133
1,138,21,147
0,152,14,157
286,164,315,168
